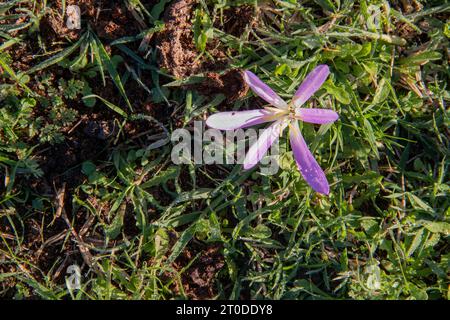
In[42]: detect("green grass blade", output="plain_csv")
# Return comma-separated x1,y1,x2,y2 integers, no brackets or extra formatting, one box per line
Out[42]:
92,33,133,111
83,94,128,118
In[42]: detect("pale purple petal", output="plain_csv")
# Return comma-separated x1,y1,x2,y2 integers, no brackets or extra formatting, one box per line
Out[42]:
206,109,278,130
243,120,288,170
244,71,288,110
289,121,330,195
293,65,330,108
296,108,339,124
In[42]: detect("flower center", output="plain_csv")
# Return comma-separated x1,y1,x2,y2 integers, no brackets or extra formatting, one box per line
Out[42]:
287,101,295,113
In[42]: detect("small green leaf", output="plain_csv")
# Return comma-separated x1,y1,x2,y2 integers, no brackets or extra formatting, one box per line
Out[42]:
407,193,434,215
252,224,272,239
373,77,390,104
406,228,425,258
323,81,351,104
104,210,124,239
82,82,96,107
140,166,179,189
81,161,96,176
154,228,170,259
422,221,450,235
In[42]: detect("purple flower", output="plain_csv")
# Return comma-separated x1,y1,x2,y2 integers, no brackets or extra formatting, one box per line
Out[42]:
206,65,338,195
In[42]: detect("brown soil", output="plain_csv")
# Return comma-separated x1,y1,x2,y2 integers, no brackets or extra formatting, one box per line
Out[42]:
196,70,249,103
157,0,215,78
219,5,257,37
46,0,142,40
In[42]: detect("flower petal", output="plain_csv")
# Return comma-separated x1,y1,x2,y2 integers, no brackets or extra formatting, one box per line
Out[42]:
292,65,330,108
243,119,288,170
296,108,339,124
244,71,288,109
289,121,330,195
206,109,278,130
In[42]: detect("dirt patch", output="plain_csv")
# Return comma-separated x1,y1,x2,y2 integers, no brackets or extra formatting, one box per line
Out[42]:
173,243,225,299
196,69,249,102
157,0,216,78
40,7,80,41
35,129,108,189
219,5,257,37
45,0,142,41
